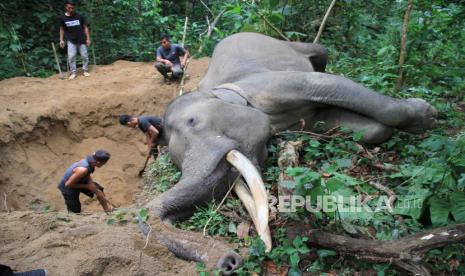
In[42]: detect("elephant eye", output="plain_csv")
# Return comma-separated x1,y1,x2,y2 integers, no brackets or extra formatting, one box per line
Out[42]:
187,117,196,127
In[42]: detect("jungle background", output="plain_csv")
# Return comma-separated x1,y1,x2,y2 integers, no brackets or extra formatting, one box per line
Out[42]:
1,0,465,275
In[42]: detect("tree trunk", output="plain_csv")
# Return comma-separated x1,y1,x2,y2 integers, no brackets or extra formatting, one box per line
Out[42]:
303,223,465,275
396,0,414,91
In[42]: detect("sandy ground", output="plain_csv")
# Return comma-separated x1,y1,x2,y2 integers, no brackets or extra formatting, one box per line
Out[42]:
0,58,210,275
0,211,195,275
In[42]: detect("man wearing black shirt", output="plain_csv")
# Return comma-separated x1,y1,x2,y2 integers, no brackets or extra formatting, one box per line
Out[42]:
119,115,163,156
59,0,91,80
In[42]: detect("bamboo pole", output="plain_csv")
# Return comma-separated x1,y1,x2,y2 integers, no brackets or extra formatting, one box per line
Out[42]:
51,42,64,79
179,16,189,96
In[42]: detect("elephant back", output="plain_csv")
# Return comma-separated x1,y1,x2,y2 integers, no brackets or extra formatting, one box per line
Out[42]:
198,32,314,92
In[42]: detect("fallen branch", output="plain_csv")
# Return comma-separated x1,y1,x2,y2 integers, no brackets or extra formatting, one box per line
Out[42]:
370,162,400,173
258,12,289,41
313,0,337,43
275,130,337,140
197,9,226,55
303,223,465,275
367,180,396,210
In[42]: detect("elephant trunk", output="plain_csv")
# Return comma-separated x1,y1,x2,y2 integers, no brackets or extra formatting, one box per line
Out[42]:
138,217,243,274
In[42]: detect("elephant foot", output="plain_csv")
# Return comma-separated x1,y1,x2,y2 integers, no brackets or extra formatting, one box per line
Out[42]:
399,98,438,134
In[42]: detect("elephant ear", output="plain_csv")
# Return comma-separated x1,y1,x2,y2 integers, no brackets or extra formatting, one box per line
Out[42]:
211,83,248,106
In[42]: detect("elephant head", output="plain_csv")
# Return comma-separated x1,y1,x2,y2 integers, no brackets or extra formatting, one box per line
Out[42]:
144,90,274,273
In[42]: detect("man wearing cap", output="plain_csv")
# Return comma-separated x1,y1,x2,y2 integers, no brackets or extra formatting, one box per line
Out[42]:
119,115,163,157
58,150,113,213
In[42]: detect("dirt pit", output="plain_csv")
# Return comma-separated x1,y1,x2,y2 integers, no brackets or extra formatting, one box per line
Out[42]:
0,59,210,275
0,58,209,212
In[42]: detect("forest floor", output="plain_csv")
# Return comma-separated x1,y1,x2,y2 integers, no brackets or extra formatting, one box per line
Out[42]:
0,58,209,275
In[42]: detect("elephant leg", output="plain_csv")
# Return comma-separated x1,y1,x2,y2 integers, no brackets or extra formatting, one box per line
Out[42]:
241,72,437,134
315,107,393,144
283,41,328,72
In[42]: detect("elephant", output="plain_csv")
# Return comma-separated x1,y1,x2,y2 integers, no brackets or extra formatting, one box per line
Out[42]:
142,32,437,274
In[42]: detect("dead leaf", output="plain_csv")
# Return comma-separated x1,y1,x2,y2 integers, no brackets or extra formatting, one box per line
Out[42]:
236,221,251,239
264,261,289,276
449,259,460,271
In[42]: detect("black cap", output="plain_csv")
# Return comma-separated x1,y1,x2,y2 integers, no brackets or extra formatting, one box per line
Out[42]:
93,150,111,162
119,115,133,125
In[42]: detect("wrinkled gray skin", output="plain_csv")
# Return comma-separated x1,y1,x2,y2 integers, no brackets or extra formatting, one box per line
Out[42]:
144,32,437,273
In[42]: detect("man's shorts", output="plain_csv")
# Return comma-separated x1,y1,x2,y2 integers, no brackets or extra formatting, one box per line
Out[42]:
60,182,104,213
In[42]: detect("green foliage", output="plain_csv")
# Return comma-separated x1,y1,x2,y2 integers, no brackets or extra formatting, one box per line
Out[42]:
106,207,148,225
388,133,465,226
236,229,310,275
176,201,238,237
147,154,181,193
106,208,131,225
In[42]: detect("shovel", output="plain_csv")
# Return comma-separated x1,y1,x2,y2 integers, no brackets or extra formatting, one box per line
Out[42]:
138,153,152,177
138,148,159,177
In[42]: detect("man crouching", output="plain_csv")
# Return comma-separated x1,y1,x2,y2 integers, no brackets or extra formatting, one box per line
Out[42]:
58,150,114,213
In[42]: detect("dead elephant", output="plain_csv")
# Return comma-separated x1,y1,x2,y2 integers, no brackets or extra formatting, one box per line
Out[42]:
141,32,437,274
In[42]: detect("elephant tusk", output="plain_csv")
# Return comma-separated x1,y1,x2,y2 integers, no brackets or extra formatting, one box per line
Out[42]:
226,150,272,252
233,178,272,252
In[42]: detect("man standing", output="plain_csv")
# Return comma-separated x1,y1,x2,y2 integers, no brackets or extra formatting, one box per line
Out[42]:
119,115,163,157
58,150,113,213
59,0,91,80
155,34,189,81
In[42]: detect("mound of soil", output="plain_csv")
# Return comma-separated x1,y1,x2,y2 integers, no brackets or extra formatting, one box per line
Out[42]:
0,59,209,212
0,59,210,274
0,211,195,275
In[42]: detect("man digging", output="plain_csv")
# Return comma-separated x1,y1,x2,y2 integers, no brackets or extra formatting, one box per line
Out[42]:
58,150,114,213
119,115,163,175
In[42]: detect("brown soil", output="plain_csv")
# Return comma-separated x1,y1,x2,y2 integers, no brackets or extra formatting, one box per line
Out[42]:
0,211,195,275
0,58,209,212
0,58,210,275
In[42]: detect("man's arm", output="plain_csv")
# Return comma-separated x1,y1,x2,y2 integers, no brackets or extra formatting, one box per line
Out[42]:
94,188,113,212
146,125,159,150
85,181,113,212
59,26,65,48
65,167,91,189
83,24,91,47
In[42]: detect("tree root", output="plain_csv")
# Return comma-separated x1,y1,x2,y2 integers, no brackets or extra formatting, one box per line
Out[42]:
303,223,465,275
